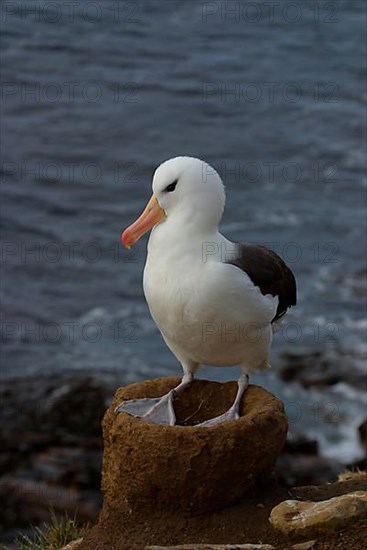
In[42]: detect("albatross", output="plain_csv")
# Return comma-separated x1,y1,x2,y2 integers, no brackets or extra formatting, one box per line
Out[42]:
116,156,296,426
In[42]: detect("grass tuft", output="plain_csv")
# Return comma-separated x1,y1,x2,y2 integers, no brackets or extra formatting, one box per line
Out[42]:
6,510,87,550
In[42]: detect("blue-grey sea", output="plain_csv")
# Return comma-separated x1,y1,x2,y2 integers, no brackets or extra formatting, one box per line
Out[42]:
1,0,366,463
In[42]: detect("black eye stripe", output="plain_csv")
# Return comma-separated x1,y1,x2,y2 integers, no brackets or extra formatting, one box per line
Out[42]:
164,180,178,193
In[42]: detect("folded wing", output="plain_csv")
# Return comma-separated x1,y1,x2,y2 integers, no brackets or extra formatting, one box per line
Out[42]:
226,243,297,323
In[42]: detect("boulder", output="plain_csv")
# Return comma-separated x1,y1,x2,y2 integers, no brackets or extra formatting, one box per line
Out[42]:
269,491,367,537
100,377,287,516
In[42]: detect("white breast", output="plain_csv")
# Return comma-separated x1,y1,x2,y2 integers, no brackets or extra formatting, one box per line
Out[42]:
143,230,277,371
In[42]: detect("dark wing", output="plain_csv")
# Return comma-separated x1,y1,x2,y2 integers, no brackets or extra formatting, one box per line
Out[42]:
226,243,297,323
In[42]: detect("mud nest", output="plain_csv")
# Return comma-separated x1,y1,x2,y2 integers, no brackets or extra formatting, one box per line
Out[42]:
100,377,288,516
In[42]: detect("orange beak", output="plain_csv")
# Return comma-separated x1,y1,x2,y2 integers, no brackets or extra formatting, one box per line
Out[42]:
121,194,165,248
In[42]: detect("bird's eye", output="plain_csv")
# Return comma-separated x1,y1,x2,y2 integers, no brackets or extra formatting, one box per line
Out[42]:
164,180,178,193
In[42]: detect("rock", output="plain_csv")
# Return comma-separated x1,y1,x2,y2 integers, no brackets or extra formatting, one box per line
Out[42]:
145,545,276,549
358,418,367,447
290,541,316,550
284,434,319,455
289,470,367,502
0,478,100,528
269,491,367,537
144,546,316,550
100,378,288,517
279,351,341,387
277,433,343,487
279,350,367,389
31,447,102,488
0,374,109,541
277,453,342,487
277,432,343,487
1,375,108,454
42,378,108,440
59,539,83,550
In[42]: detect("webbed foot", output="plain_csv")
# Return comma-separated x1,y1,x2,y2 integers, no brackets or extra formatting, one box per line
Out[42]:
115,391,176,425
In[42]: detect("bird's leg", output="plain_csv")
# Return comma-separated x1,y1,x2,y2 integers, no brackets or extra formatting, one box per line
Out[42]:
198,372,249,427
115,372,194,426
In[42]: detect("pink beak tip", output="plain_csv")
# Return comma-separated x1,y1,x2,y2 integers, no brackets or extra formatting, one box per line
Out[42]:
121,230,130,249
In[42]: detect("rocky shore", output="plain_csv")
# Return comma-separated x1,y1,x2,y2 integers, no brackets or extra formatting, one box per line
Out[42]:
0,372,109,546
1,371,366,547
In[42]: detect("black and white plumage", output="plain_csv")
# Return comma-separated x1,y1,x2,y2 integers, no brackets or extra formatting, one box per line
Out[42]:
226,243,297,323
116,156,297,426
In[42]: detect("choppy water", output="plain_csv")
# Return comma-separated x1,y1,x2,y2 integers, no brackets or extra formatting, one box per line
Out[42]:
1,0,366,461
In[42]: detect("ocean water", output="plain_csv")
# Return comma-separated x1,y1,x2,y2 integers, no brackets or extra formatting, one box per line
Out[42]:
1,0,366,462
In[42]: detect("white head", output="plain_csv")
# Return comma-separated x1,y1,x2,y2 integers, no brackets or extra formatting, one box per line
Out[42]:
121,156,226,248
